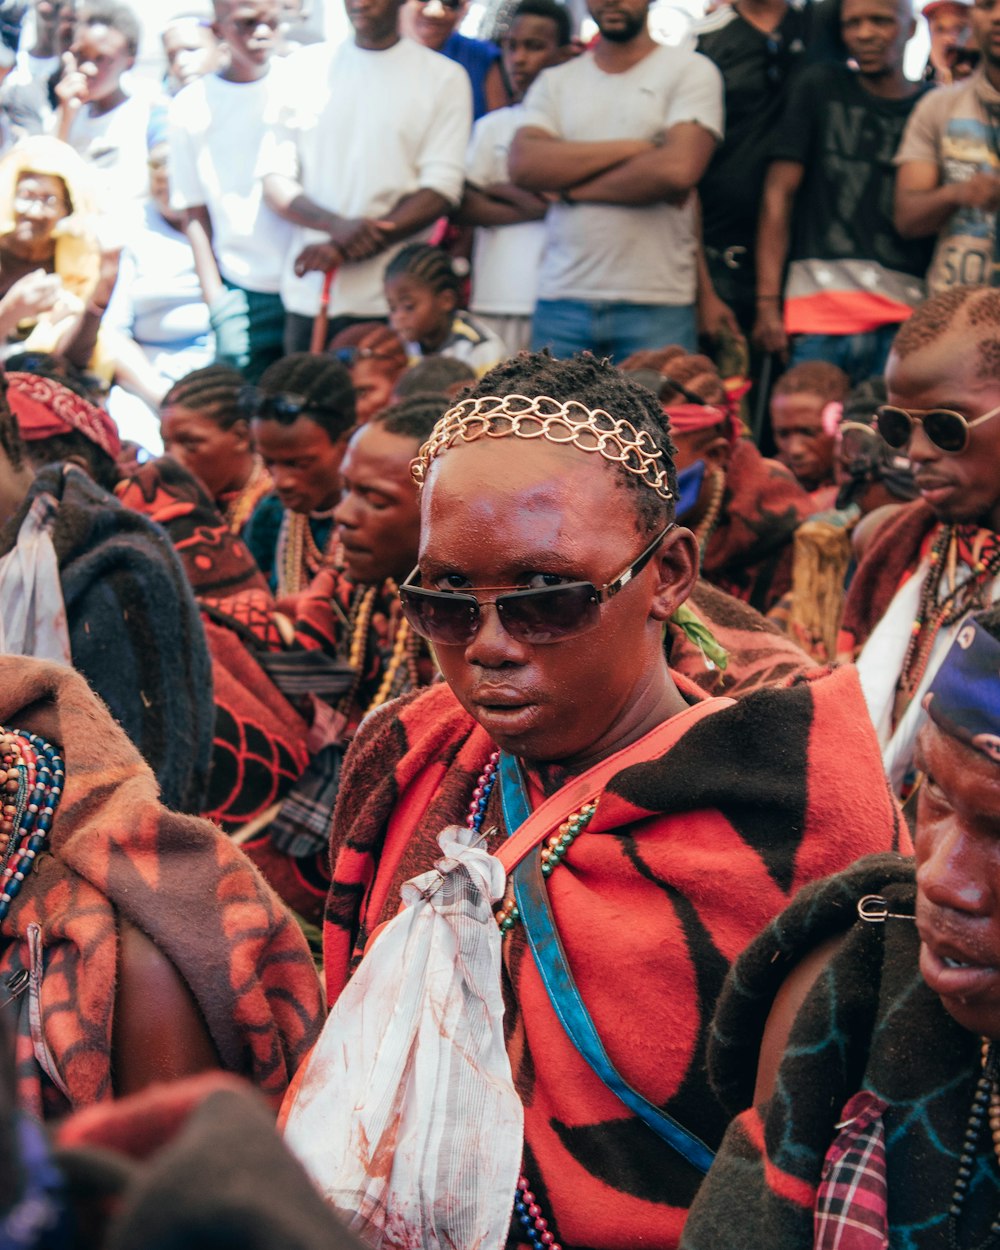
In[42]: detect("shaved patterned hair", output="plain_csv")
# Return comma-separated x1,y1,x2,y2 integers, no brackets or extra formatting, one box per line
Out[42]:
892,286,1000,381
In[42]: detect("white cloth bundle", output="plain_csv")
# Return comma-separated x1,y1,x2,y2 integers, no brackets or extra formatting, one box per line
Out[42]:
0,493,71,665
283,824,523,1250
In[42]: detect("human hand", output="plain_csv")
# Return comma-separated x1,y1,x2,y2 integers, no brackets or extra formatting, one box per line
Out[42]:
698,291,741,341
752,303,788,358
3,269,62,320
293,239,343,277
333,218,395,261
55,51,88,112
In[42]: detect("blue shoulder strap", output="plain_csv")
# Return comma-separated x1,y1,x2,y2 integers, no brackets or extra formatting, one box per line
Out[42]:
498,751,715,1175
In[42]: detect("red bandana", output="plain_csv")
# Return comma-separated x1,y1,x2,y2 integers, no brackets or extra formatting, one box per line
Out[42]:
6,371,121,460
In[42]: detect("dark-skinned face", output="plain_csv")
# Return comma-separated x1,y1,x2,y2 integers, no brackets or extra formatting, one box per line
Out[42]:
334,423,422,584
885,335,1000,531
252,415,346,514
418,437,697,766
915,720,1000,1040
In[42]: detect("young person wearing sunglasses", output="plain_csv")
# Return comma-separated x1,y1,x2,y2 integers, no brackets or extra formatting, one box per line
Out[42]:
841,285,1000,795
307,352,903,1250
242,352,356,597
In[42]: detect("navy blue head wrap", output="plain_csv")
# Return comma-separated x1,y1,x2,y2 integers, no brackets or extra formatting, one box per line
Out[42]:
923,617,1000,764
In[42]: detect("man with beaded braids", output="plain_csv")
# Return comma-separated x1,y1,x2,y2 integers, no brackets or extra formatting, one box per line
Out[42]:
241,394,447,922
290,352,906,1250
680,602,1000,1250
243,352,356,597
839,284,1000,796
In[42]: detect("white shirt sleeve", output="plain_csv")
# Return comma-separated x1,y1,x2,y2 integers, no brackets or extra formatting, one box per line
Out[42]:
517,66,561,138
166,89,204,212
466,112,503,188
416,62,472,206
664,51,724,142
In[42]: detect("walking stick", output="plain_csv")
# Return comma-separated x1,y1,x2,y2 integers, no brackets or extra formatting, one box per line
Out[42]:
310,267,336,354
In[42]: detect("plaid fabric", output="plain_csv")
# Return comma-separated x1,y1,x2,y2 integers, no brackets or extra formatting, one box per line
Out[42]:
814,1093,889,1249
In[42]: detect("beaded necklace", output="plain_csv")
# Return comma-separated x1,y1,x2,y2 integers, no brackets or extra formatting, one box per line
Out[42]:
465,750,598,1250
0,729,64,923
223,455,271,535
948,1041,1000,1250
275,510,341,599
901,526,1000,703
339,581,422,719
694,466,725,557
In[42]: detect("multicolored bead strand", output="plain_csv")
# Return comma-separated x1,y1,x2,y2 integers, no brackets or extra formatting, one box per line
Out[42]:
513,1175,561,1250
465,750,500,836
0,728,63,923
466,751,592,1250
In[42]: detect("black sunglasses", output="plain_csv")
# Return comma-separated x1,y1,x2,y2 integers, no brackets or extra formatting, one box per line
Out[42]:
332,346,397,367
399,523,675,647
237,385,336,423
875,402,1000,455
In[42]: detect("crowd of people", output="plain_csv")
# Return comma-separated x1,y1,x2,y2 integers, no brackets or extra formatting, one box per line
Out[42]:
0,0,998,1244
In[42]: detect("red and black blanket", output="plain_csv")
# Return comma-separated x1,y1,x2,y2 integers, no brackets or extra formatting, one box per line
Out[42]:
117,458,309,831
703,441,814,614
324,667,908,1250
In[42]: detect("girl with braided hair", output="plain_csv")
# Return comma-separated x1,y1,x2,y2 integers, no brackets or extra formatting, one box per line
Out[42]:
160,363,272,535
242,352,356,597
384,243,506,378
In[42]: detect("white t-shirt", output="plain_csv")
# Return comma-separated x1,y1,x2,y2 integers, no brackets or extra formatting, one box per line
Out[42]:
60,94,151,205
259,37,471,318
168,69,294,295
466,103,546,318
519,45,723,306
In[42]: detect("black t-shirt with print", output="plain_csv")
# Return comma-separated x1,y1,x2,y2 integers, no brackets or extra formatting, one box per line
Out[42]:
770,61,933,277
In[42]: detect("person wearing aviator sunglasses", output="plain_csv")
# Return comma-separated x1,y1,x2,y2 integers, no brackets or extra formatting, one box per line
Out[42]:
313,351,901,1250
842,285,1000,796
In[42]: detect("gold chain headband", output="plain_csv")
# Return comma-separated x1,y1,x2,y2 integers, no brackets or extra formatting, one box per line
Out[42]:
410,394,674,501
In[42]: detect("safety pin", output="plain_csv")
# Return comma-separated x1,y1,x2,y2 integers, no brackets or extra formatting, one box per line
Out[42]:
857,895,915,924
0,969,29,1009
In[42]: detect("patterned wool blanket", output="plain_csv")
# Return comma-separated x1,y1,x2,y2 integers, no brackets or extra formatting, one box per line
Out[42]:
681,854,1000,1250
324,667,908,1250
703,440,814,614
0,657,324,1121
117,458,309,831
0,464,213,813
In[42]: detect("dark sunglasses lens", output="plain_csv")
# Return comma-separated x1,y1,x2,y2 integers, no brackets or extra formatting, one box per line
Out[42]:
333,347,358,366
840,427,875,461
400,588,478,645
498,584,599,644
876,406,913,450
923,410,969,454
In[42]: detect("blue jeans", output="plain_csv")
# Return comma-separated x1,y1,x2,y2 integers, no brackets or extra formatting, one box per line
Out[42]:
789,324,901,386
531,298,697,361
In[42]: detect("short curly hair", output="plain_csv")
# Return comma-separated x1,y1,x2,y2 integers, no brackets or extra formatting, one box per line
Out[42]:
453,352,677,533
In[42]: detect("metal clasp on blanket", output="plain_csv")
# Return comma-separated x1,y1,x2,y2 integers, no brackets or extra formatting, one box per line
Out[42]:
857,895,914,924
0,969,29,1009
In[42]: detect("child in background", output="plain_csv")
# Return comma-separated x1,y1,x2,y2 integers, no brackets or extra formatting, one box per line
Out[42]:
459,0,570,354
769,360,850,510
384,243,506,376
